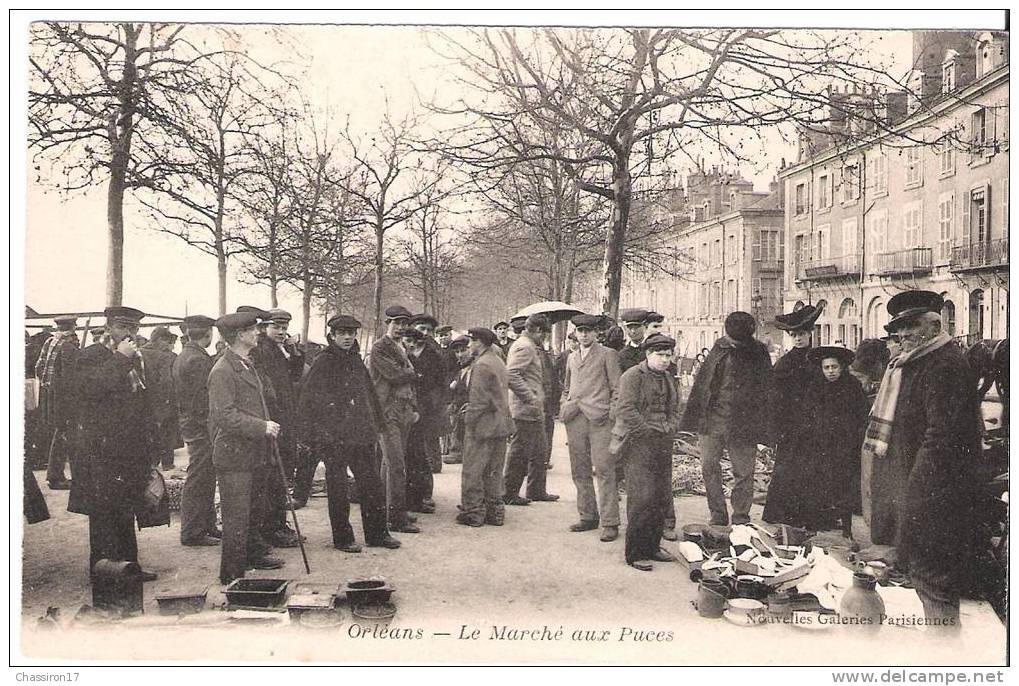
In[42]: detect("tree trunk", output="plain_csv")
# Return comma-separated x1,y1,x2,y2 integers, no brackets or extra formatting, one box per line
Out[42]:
301,275,313,344
106,161,127,307
599,157,632,318
372,216,385,337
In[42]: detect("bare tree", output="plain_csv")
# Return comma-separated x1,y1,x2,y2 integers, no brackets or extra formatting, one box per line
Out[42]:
395,196,464,321
28,22,198,305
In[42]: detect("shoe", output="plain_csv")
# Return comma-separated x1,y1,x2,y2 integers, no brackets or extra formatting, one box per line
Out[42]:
405,513,418,523
334,542,363,553
206,528,223,539
661,528,679,542
139,570,158,582
455,513,484,527
545,462,553,471
281,524,307,542
292,498,307,510
731,516,751,526
600,526,619,542
267,530,299,548
48,480,71,490
411,503,436,514
569,520,600,532
392,522,421,534
442,455,462,464
423,498,435,507
368,535,402,549
530,493,560,502
248,554,285,570
182,535,220,547
651,548,677,562
504,496,531,506
220,574,242,585
710,516,730,526
485,511,505,526
629,560,654,572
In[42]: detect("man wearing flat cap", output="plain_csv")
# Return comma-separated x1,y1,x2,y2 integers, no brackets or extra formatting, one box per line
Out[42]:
610,333,682,571
444,336,473,465
617,308,650,373
35,315,80,489
456,327,514,526
863,290,982,631
173,315,221,546
69,306,160,580
560,313,622,540
369,305,422,533
298,314,401,551
493,321,512,358
140,326,182,471
208,311,286,584
410,313,447,482
681,312,773,526
503,313,559,505
400,326,439,516
249,308,304,547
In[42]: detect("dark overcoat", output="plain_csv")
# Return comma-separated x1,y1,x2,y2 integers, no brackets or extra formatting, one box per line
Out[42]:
297,343,383,448
139,343,181,453
171,341,215,444
207,348,274,473
680,336,774,443
250,336,304,448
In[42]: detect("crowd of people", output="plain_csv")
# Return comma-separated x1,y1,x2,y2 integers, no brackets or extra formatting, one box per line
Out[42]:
22,288,989,630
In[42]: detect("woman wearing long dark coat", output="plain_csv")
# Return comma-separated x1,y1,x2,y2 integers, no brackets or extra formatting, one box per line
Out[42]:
762,304,825,526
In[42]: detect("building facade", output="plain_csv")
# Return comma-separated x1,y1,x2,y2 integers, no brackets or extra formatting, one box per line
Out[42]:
620,166,785,355
781,30,1009,347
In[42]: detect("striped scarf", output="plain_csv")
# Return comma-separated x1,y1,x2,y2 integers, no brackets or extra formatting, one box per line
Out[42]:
862,331,952,460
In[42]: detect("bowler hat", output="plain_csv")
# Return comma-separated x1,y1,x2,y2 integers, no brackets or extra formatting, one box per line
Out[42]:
570,313,602,330
619,308,650,324
385,305,413,320
642,333,676,352
327,314,362,331
215,311,263,336
104,306,145,326
774,302,825,332
467,327,497,346
885,290,944,332
807,345,855,368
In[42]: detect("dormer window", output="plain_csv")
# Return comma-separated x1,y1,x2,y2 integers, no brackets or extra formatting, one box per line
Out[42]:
976,32,997,78
942,49,958,93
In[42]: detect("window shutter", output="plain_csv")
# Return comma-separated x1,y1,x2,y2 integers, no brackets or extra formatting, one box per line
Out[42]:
984,182,993,241
962,189,972,243
752,231,761,260
985,108,998,157
1003,177,1009,237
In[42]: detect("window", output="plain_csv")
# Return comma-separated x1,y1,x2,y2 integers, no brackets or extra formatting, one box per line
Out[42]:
794,234,806,271
726,234,737,264
942,59,955,93
842,162,860,203
1003,177,1009,237
817,173,831,209
816,224,831,260
939,145,955,177
867,153,888,196
903,200,923,248
699,242,709,269
870,209,888,254
725,280,737,310
710,281,722,313
757,230,781,262
938,192,955,262
711,239,722,267
842,218,858,257
905,146,923,187
964,187,991,243
794,183,808,215
699,283,709,316
970,109,988,161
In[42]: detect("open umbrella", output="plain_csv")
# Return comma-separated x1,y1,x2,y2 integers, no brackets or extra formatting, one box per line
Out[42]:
511,301,584,325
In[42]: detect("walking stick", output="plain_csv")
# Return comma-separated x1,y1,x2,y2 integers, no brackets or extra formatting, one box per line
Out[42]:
271,436,311,574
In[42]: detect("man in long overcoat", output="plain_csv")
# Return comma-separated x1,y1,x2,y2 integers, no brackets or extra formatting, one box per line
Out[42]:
864,291,983,630
35,316,80,488
681,312,773,526
139,326,181,470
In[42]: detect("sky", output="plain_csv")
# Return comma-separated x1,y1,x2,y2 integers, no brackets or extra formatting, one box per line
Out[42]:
15,12,993,339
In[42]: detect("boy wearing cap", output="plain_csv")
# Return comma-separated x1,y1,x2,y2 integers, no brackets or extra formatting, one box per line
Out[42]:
208,312,286,584
610,333,682,571
681,312,773,526
560,313,622,540
70,307,160,580
369,305,421,533
864,291,982,630
298,315,401,551
457,327,514,526
443,336,473,465
173,315,222,546
617,308,650,373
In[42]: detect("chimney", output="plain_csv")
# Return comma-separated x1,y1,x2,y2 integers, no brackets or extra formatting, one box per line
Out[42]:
883,91,909,125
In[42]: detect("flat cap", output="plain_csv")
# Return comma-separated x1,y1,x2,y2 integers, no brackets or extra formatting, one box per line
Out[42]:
449,335,470,349
410,313,439,328
619,308,650,324
886,290,943,331
266,308,292,323
182,315,216,329
327,314,362,330
150,325,178,343
467,327,497,346
570,313,602,329
398,327,425,341
385,305,413,320
524,313,551,332
215,311,264,335
54,315,77,331
493,321,510,330
642,333,676,352
235,305,268,316
105,306,145,326
645,311,665,324
775,302,825,332
435,325,453,335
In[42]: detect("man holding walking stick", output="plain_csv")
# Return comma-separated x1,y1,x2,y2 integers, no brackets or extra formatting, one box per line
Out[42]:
208,311,285,585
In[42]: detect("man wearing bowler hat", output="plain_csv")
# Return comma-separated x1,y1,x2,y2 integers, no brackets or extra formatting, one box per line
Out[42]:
208,311,286,584
559,313,622,541
298,314,401,551
173,315,221,546
457,327,514,527
69,306,159,580
369,305,421,533
863,290,982,631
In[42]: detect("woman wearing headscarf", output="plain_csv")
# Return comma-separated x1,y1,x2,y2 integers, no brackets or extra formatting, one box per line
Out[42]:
848,338,891,406
761,303,825,527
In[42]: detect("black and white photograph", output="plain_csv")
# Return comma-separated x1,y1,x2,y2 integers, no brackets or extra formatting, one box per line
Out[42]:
11,9,1010,674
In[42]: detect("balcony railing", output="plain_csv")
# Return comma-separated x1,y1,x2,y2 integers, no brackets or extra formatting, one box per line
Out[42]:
950,238,1009,272
756,259,784,272
872,247,933,276
796,253,862,281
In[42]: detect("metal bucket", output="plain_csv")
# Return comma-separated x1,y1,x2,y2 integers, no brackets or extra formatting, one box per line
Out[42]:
694,579,727,618
91,559,144,617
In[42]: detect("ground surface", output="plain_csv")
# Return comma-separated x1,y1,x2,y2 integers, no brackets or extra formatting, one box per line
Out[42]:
20,423,1005,665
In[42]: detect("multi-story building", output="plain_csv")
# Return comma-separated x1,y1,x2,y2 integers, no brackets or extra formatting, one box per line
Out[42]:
781,30,1009,346
620,165,785,355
